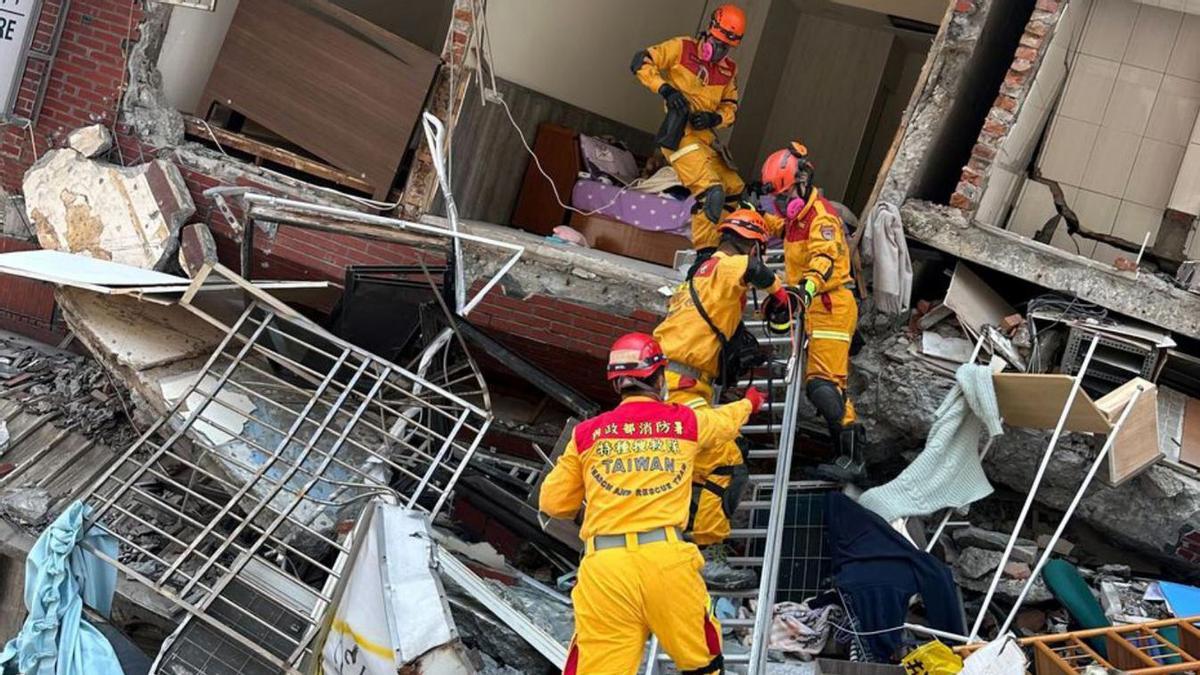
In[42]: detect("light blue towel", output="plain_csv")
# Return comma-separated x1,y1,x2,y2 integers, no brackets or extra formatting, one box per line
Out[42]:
859,363,1003,522
0,501,124,675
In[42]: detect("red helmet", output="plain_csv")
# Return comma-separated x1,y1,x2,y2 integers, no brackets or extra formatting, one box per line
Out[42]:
607,333,668,381
709,4,746,46
761,142,812,195
717,209,769,243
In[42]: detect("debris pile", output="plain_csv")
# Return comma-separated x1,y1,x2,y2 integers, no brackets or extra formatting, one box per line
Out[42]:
0,335,139,448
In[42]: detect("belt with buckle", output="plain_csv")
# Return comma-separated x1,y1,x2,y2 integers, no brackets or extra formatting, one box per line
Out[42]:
590,527,680,552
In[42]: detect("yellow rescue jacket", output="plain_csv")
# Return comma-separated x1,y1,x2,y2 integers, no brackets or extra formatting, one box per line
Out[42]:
653,252,782,380
538,395,751,539
635,36,740,141
764,189,854,292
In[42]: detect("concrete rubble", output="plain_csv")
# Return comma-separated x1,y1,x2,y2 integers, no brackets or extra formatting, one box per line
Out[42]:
23,148,194,270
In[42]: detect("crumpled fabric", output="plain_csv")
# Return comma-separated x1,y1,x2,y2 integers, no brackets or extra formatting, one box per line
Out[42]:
858,363,1003,522
861,201,912,315
0,500,123,675
769,601,844,655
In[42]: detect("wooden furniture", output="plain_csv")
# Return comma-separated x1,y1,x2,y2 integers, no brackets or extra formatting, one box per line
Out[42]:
511,123,583,235
569,212,689,268
199,0,440,200
993,373,1161,486
955,616,1200,674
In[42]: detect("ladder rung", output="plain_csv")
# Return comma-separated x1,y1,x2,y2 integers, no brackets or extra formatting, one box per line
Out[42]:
737,499,771,510
741,425,782,434
736,378,789,389
657,651,751,662
727,556,763,565
747,448,777,459
721,617,756,627
728,528,768,538
748,474,775,482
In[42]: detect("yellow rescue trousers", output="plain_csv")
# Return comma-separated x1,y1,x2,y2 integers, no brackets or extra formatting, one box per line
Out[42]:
664,130,746,251
565,532,723,674
665,369,744,546
805,285,858,426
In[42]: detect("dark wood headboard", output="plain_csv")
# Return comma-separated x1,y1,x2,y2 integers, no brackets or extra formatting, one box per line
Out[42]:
200,0,441,200
510,124,582,236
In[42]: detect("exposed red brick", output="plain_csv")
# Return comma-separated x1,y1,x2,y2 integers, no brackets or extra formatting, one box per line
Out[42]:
1011,58,1034,73
982,119,1008,137
1026,20,1050,37
973,144,998,161
1020,32,1044,49
1004,70,1028,90
954,0,974,12
1015,46,1039,62
950,193,973,210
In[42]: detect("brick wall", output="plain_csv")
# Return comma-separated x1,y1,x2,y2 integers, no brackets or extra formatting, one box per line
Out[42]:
949,0,1067,212
1,1,141,191
0,0,664,388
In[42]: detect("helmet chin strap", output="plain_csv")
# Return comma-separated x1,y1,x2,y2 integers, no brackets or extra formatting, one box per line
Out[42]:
616,376,666,400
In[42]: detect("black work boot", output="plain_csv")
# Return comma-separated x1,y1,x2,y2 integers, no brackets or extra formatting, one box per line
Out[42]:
814,424,866,483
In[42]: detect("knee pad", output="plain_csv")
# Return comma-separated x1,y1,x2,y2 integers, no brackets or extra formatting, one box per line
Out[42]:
700,186,725,224
806,378,845,431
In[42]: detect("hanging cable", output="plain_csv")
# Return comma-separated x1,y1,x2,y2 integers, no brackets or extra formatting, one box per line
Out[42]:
466,0,653,219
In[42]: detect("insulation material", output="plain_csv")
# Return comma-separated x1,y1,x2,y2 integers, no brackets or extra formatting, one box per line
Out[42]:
23,149,194,270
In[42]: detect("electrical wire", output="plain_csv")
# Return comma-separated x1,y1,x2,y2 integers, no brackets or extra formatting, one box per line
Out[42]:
468,0,655,219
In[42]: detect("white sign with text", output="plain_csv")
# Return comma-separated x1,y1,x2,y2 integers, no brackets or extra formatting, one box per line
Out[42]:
1,0,41,115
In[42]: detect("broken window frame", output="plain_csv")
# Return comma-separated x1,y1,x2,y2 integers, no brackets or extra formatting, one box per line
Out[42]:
73,247,529,672
78,287,493,671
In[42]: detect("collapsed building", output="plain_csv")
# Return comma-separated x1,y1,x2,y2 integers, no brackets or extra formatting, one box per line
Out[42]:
2,0,1200,672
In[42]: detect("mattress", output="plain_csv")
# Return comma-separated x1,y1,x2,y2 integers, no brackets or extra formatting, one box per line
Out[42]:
571,178,693,236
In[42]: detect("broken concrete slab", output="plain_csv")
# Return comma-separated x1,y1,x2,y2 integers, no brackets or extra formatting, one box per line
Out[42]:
23,149,194,270
952,527,1037,563
66,125,114,158
953,548,1052,603
854,331,1200,572
57,289,224,371
901,201,1200,340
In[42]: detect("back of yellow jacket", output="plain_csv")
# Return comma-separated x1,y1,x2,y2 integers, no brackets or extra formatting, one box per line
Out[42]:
653,252,782,380
538,395,751,540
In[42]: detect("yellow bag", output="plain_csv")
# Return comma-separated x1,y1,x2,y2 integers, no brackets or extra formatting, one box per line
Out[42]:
901,640,964,674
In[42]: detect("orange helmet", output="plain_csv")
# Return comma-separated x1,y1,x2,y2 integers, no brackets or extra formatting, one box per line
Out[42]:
607,333,668,381
709,4,746,46
761,142,813,195
717,209,769,243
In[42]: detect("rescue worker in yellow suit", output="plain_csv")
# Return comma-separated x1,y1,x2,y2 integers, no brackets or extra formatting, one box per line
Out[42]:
540,332,765,675
633,4,747,269
653,209,793,589
759,142,865,481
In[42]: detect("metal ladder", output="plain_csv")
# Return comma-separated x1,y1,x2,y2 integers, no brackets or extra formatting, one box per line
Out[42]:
645,249,805,673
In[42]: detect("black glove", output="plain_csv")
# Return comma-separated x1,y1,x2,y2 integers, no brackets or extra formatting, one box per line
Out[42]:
689,111,723,130
659,84,690,115
745,180,768,202
763,291,793,335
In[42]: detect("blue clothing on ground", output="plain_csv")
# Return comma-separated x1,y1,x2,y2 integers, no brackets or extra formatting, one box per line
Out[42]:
826,492,965,662
0,500,124,675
